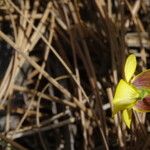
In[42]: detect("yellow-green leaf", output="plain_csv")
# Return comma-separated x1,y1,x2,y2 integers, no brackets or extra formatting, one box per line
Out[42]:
113,79,139,115
122,109,132,128
124,54,137,82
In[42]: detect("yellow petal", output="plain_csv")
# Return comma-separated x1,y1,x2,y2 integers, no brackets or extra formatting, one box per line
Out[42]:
113,79,139,115
124,54,137,82
122,109,132,128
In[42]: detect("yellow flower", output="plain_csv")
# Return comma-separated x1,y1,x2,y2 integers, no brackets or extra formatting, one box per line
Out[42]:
113,54,150,128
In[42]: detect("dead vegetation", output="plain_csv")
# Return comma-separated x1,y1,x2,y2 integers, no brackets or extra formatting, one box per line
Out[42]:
0,0,150,149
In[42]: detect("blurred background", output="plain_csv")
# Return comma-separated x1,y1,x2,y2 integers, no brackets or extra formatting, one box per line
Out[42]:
0,0,150,149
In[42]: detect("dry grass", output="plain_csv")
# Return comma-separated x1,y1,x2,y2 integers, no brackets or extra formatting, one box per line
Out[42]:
0,0,150,149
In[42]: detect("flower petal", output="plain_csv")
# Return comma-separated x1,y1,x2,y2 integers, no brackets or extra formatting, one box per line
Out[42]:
113,79,139,115
132,69,150,89
122,109,132,128
133,96,150,112
124,54,137,82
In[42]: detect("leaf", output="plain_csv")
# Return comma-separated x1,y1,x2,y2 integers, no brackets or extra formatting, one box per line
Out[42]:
113,79,139,115
124,54,137,82
132,69,150,89
122,109,132,128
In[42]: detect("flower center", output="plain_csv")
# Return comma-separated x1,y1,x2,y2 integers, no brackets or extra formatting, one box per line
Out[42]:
139,89,150,100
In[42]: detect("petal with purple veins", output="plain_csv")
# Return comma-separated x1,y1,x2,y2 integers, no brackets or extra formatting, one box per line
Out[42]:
132,70,150,89
133,96,150,112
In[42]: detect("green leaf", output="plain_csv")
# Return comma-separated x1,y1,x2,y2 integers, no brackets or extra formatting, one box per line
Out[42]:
124,54,137,82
